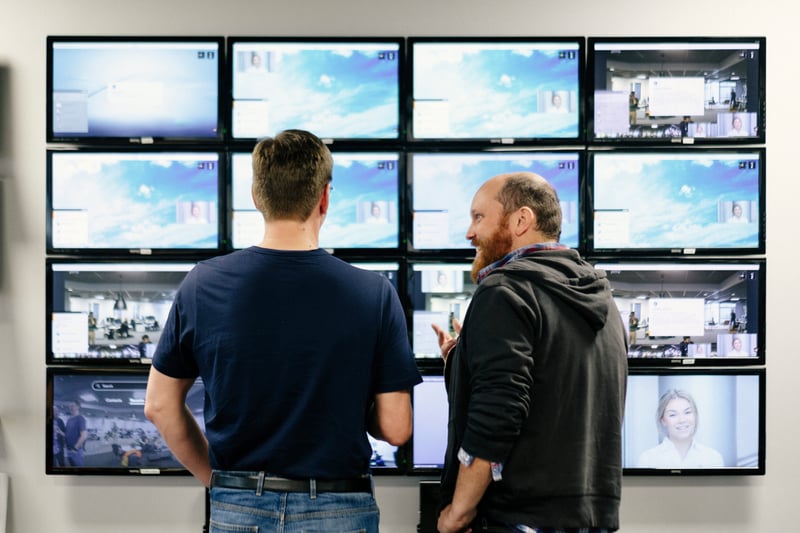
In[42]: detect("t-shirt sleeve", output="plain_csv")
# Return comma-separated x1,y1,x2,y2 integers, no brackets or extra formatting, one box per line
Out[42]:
151,272,200,379
372,280,422,393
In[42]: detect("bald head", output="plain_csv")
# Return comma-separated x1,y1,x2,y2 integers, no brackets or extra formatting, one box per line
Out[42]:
485,172,562,242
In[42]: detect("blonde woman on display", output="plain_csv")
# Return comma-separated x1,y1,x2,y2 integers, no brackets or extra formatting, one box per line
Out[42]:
638,389,724,468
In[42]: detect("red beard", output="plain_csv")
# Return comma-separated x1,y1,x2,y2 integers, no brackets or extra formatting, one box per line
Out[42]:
471,217,512,282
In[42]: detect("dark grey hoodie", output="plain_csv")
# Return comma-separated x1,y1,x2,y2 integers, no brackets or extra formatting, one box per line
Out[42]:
441,248,628,530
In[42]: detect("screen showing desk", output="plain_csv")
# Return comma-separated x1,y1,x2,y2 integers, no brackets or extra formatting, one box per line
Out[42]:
47,261,195,364
596,260,764,365
47,368,205,475
588,38,765,144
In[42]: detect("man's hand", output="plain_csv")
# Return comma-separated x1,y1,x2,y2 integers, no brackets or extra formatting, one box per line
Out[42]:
431,317,462,364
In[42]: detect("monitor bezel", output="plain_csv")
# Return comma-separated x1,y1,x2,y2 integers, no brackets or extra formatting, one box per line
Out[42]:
46,147,227,256
406,36,586,147
45,258,197,366
46,35,226,145
46,366,203,476
623,367,766,476
584,147,766,256
225,36,406,146
586,36,766,146
592,257,766,367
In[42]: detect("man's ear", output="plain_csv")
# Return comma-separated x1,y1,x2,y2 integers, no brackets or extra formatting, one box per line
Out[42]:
514,206,536,236
319,183,331,216
251,184,261,211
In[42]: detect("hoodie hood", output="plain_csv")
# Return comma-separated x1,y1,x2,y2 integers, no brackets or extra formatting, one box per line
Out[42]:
489,248,612,332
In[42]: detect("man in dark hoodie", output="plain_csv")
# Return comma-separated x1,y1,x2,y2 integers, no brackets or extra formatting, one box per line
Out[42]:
432,172,628,533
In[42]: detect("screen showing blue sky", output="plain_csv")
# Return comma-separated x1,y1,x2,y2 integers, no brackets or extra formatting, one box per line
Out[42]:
412,42,581,139
592,151,761,251
411,152,580,249
50,152,220,250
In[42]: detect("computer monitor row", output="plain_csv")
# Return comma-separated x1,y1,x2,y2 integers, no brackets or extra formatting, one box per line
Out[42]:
47,36,766,146
47,258,766,367
46,147,766,256
46,367,765,476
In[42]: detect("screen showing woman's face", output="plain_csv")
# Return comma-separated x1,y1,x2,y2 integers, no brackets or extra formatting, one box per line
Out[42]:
661,397,696,443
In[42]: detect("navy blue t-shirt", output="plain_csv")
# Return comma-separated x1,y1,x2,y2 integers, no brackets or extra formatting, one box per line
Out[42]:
153,247,421,478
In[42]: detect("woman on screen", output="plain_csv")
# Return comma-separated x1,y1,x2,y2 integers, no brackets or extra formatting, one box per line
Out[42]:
638,389,724,469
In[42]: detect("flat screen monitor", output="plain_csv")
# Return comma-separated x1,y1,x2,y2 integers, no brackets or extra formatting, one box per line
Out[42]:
409,150,580,252
47,150,224,254
46,260,195,365
595,260,765,366
587,149,765,255
368,432,406,474
407,261,476,362
230,150,402,252
348,261,401,292
228,37,403,143
587,37,766,145
408,37,584,144
623,368,765,475
47,36,223,143
46,367,205,475
411,372,448,473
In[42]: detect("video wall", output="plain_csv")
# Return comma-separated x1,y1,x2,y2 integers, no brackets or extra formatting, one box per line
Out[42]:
45,35,767,477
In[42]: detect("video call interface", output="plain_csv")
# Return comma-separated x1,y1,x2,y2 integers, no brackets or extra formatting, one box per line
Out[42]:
49,151,221,252
411,151,580,250
48,370,205,473
231,151,400,250
590,40,763,141
230,40,401,140
623,372,763,473
411,40,582,141
590,150,762,253
48,262,194,363
49,39,221,140
596,262,762,361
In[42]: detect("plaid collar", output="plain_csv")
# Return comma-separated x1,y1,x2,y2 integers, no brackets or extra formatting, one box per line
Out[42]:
476,242,568,284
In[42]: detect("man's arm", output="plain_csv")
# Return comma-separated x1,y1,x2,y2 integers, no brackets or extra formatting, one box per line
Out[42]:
367,390,412,446
74,425,88,451
144,365,211,486
438,457,493,533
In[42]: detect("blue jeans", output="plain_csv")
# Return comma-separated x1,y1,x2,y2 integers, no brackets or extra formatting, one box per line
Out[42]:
210,482,379,532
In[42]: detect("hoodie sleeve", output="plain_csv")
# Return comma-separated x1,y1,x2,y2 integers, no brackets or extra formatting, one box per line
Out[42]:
458,282,537,464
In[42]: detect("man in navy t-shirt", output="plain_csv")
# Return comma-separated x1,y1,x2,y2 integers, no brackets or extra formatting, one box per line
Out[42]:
145,129,421,533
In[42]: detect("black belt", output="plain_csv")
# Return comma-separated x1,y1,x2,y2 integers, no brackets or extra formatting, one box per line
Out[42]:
210,472,372,494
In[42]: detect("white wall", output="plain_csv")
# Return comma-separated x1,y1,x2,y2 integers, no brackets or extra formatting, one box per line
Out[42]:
0,1,797,531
